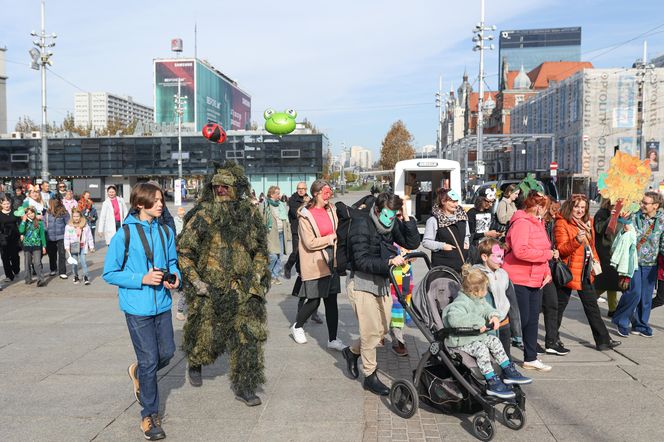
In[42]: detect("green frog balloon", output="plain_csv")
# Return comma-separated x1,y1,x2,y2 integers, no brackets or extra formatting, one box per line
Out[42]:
264,108,297,135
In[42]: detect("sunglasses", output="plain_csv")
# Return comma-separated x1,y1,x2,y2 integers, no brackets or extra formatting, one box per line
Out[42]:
297,187,307,190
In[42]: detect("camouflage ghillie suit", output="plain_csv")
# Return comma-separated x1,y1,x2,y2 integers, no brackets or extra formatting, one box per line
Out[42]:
177,162,270,405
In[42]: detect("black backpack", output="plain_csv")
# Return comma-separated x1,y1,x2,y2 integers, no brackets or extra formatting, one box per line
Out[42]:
120,223,171,271
335,202,370,276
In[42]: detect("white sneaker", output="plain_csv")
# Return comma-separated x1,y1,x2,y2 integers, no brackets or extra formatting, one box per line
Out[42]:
522,359,552,372
290,324,307,344
327,339,346,351
597,297,607,303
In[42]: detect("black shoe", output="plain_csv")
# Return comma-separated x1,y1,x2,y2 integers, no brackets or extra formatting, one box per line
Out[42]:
597,339,622,351
363,370,390,396
607,310,616,318
342,347,359,379
545,342,570,356
36,280,46,287
188,365,202,387
311,313,324,324
140,414,166,440
284,267,292,280
235,390,262,406
536,343,545,355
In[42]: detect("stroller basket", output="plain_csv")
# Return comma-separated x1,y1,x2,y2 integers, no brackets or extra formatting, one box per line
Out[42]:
417,364,464,407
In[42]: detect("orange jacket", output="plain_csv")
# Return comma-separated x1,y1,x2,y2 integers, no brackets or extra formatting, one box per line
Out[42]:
554,214,599,291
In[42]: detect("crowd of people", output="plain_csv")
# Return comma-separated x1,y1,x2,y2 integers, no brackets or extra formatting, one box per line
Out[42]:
4,170,656,441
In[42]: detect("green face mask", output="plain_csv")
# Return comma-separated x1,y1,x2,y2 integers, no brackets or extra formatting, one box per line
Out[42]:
379,208,397,228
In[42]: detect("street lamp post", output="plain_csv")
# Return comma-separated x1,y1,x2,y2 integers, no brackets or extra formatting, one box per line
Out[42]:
29,0,56,183
174,78,187,206
472,0,495,184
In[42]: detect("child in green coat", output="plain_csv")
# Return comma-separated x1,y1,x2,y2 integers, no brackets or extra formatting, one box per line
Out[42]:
18,207,47,286
442,266,532,398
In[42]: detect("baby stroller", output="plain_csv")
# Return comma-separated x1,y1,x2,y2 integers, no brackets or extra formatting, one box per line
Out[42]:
387,252,526,441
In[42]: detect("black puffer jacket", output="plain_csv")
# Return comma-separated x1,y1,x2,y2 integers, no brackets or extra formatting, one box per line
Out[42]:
349,214,420,276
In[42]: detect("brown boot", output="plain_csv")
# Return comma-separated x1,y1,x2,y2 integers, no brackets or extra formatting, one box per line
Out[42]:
391,341,408,357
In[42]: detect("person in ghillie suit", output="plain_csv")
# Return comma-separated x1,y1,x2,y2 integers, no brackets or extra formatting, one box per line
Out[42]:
177,162,271,406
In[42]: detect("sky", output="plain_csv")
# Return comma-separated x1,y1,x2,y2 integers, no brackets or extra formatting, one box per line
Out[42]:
2,0,664,160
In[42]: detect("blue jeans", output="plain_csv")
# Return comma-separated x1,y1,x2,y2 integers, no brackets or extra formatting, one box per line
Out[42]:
72,250,88,278
612,265,657,334
125,310,175,418
268,231,285,279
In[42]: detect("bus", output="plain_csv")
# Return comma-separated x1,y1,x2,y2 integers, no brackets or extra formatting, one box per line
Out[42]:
393,159,463,233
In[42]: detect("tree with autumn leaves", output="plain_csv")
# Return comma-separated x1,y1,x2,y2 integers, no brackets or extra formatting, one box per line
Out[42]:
379,120,415,170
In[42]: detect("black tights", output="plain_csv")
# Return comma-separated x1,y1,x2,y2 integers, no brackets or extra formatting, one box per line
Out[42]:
295,294,338,341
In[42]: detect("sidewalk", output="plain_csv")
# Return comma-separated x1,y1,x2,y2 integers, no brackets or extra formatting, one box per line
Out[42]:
2,244,664,441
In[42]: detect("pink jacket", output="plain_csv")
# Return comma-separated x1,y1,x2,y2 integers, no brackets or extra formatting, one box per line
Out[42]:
64,224,95,253
63,199,78,216
502,210,553,288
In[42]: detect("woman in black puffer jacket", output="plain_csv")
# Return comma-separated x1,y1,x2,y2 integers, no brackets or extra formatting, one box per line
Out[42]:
342,192,420,396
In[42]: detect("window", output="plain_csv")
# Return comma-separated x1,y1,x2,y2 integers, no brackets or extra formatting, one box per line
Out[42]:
226,150,244,159
281,149,300,158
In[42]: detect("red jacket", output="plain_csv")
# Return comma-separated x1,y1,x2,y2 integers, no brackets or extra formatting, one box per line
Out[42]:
503,210,553,288
554,215,598,291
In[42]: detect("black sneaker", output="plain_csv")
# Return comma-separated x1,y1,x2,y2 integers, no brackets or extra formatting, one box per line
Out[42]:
546,342,570,356
536,343,545,355
73,276,80,284
84,276,90,285
188,365,202,387
140,414,166,440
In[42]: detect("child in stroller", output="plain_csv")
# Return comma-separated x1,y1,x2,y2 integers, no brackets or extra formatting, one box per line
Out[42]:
442,266,532,399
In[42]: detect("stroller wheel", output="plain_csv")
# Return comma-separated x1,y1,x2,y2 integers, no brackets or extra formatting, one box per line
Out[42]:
472,412,496,441
502,404,526,430
389,379,419,419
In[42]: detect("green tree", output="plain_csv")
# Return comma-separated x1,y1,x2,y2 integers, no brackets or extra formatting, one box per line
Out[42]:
379,120,415,170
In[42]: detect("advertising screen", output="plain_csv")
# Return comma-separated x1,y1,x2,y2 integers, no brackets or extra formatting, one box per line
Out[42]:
196,60,251,130
154,60,195,125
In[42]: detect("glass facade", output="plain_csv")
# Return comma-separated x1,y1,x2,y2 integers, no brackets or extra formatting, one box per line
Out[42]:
0,133,326,181
499,27,582,89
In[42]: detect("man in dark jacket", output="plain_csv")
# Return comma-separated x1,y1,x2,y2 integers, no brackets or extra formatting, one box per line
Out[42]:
284,182,308,279
342,192,420,395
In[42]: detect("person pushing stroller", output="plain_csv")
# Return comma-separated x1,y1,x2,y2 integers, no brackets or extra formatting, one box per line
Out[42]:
442,266,532,399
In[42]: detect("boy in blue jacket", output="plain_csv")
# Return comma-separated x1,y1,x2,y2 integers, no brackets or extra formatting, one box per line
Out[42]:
103,183,180,441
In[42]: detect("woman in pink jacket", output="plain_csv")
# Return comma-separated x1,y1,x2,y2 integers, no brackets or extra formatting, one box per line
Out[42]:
502,191,559,372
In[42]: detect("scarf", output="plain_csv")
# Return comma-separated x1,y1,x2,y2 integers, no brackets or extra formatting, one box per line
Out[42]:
370,204,393,234
264,199,288,229
432,204,468,229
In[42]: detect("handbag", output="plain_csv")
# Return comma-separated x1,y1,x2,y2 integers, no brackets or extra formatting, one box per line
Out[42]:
69,229,82,255
552,258,573,287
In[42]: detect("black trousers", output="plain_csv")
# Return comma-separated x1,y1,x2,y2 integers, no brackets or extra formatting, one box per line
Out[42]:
1,241,21,279
498,323,512,360
295,294,339,341
285,231,299,272
514,285,542,363
46,239,67,274
557,284,610,346
541,282,560,346
652,281,664,309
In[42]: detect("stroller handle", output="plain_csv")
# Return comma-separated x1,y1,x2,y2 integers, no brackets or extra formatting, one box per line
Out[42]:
434,323,494,340
403,252,431,269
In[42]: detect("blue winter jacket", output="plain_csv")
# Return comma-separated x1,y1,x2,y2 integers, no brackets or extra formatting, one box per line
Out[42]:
103,214,180,316
45,212,70,241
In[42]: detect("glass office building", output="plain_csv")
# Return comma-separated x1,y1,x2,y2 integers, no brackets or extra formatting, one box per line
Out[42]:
499,27,581,89
0,132,326,197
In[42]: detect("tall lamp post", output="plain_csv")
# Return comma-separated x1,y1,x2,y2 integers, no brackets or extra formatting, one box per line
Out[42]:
29,0,56,184
174,78,187,206
472,0,495,184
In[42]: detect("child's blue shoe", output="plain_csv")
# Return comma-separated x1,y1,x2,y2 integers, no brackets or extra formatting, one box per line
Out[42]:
486,375,516,399
502,363,533,385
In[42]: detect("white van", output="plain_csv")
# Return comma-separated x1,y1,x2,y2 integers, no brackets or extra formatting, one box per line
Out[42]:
393,159,463,233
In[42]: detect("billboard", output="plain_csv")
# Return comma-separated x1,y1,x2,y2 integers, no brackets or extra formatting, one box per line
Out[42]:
154,60,195,126
195,60,251,131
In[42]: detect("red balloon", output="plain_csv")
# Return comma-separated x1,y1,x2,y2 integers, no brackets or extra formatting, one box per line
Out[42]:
202,123,227,144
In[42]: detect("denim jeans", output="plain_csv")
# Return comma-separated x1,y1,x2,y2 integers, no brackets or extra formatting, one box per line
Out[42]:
72,249,88,278
612,265,657,334
268,230,285,279
125,310,175,418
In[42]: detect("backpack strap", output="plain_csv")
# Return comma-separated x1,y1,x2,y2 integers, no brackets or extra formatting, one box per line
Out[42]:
120,224,131,271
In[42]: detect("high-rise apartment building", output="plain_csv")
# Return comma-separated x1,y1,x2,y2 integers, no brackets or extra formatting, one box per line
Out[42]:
349,146,373,170
498,27,581,90
74,92,153,130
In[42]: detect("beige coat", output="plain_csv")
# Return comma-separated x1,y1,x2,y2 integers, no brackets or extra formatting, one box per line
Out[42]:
263,201,292,254
297,205,338,282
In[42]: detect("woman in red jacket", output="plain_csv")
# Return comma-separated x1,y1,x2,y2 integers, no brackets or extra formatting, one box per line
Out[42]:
503,191,558,372
553,195,621,351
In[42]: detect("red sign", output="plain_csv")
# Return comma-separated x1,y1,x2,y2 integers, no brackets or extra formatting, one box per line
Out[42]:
550,162,559,170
